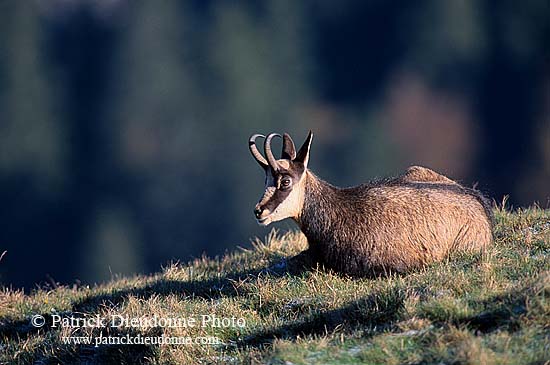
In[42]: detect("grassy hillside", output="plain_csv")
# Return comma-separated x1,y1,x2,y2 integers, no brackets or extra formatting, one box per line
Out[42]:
1,206,549,364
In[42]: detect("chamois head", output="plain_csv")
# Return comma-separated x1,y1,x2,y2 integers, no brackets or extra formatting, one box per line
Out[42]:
249,131,313,225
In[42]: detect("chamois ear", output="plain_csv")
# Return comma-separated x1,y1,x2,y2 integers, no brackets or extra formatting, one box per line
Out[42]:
282,133,296,160
294,130,313,168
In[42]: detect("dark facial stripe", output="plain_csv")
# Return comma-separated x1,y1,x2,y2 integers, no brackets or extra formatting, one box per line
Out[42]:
261,189,292,212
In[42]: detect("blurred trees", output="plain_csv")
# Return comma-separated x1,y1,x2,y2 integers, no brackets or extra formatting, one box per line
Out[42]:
0,0,548,288
0,1,71,288
0,1,64,184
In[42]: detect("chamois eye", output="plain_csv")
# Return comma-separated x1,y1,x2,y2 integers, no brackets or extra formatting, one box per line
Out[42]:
281,178,292,189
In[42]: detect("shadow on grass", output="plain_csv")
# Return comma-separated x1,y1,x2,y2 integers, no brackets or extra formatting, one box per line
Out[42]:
456,293,529,333
416,286,534,334
237,286,407,349
235,280,540,351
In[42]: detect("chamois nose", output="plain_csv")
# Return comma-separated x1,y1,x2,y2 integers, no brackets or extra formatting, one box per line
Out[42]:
254,206,264,219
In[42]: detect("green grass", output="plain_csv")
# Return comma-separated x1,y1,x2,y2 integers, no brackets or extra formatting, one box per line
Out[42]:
1,206,549,364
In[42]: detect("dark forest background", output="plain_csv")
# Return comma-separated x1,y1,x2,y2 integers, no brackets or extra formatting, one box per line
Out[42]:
1,0,548,290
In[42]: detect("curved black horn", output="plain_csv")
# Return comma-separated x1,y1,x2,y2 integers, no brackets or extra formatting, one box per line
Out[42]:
264,133,282,171
249,134,268,168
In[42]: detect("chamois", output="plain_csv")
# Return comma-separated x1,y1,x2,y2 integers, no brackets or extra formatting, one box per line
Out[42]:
249,131,493,276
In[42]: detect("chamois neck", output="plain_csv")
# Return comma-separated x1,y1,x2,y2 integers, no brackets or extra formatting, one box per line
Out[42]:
296,171,340,234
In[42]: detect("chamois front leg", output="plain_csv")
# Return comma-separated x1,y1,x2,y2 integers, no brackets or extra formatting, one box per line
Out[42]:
262,245,321,275
284,244,324,273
